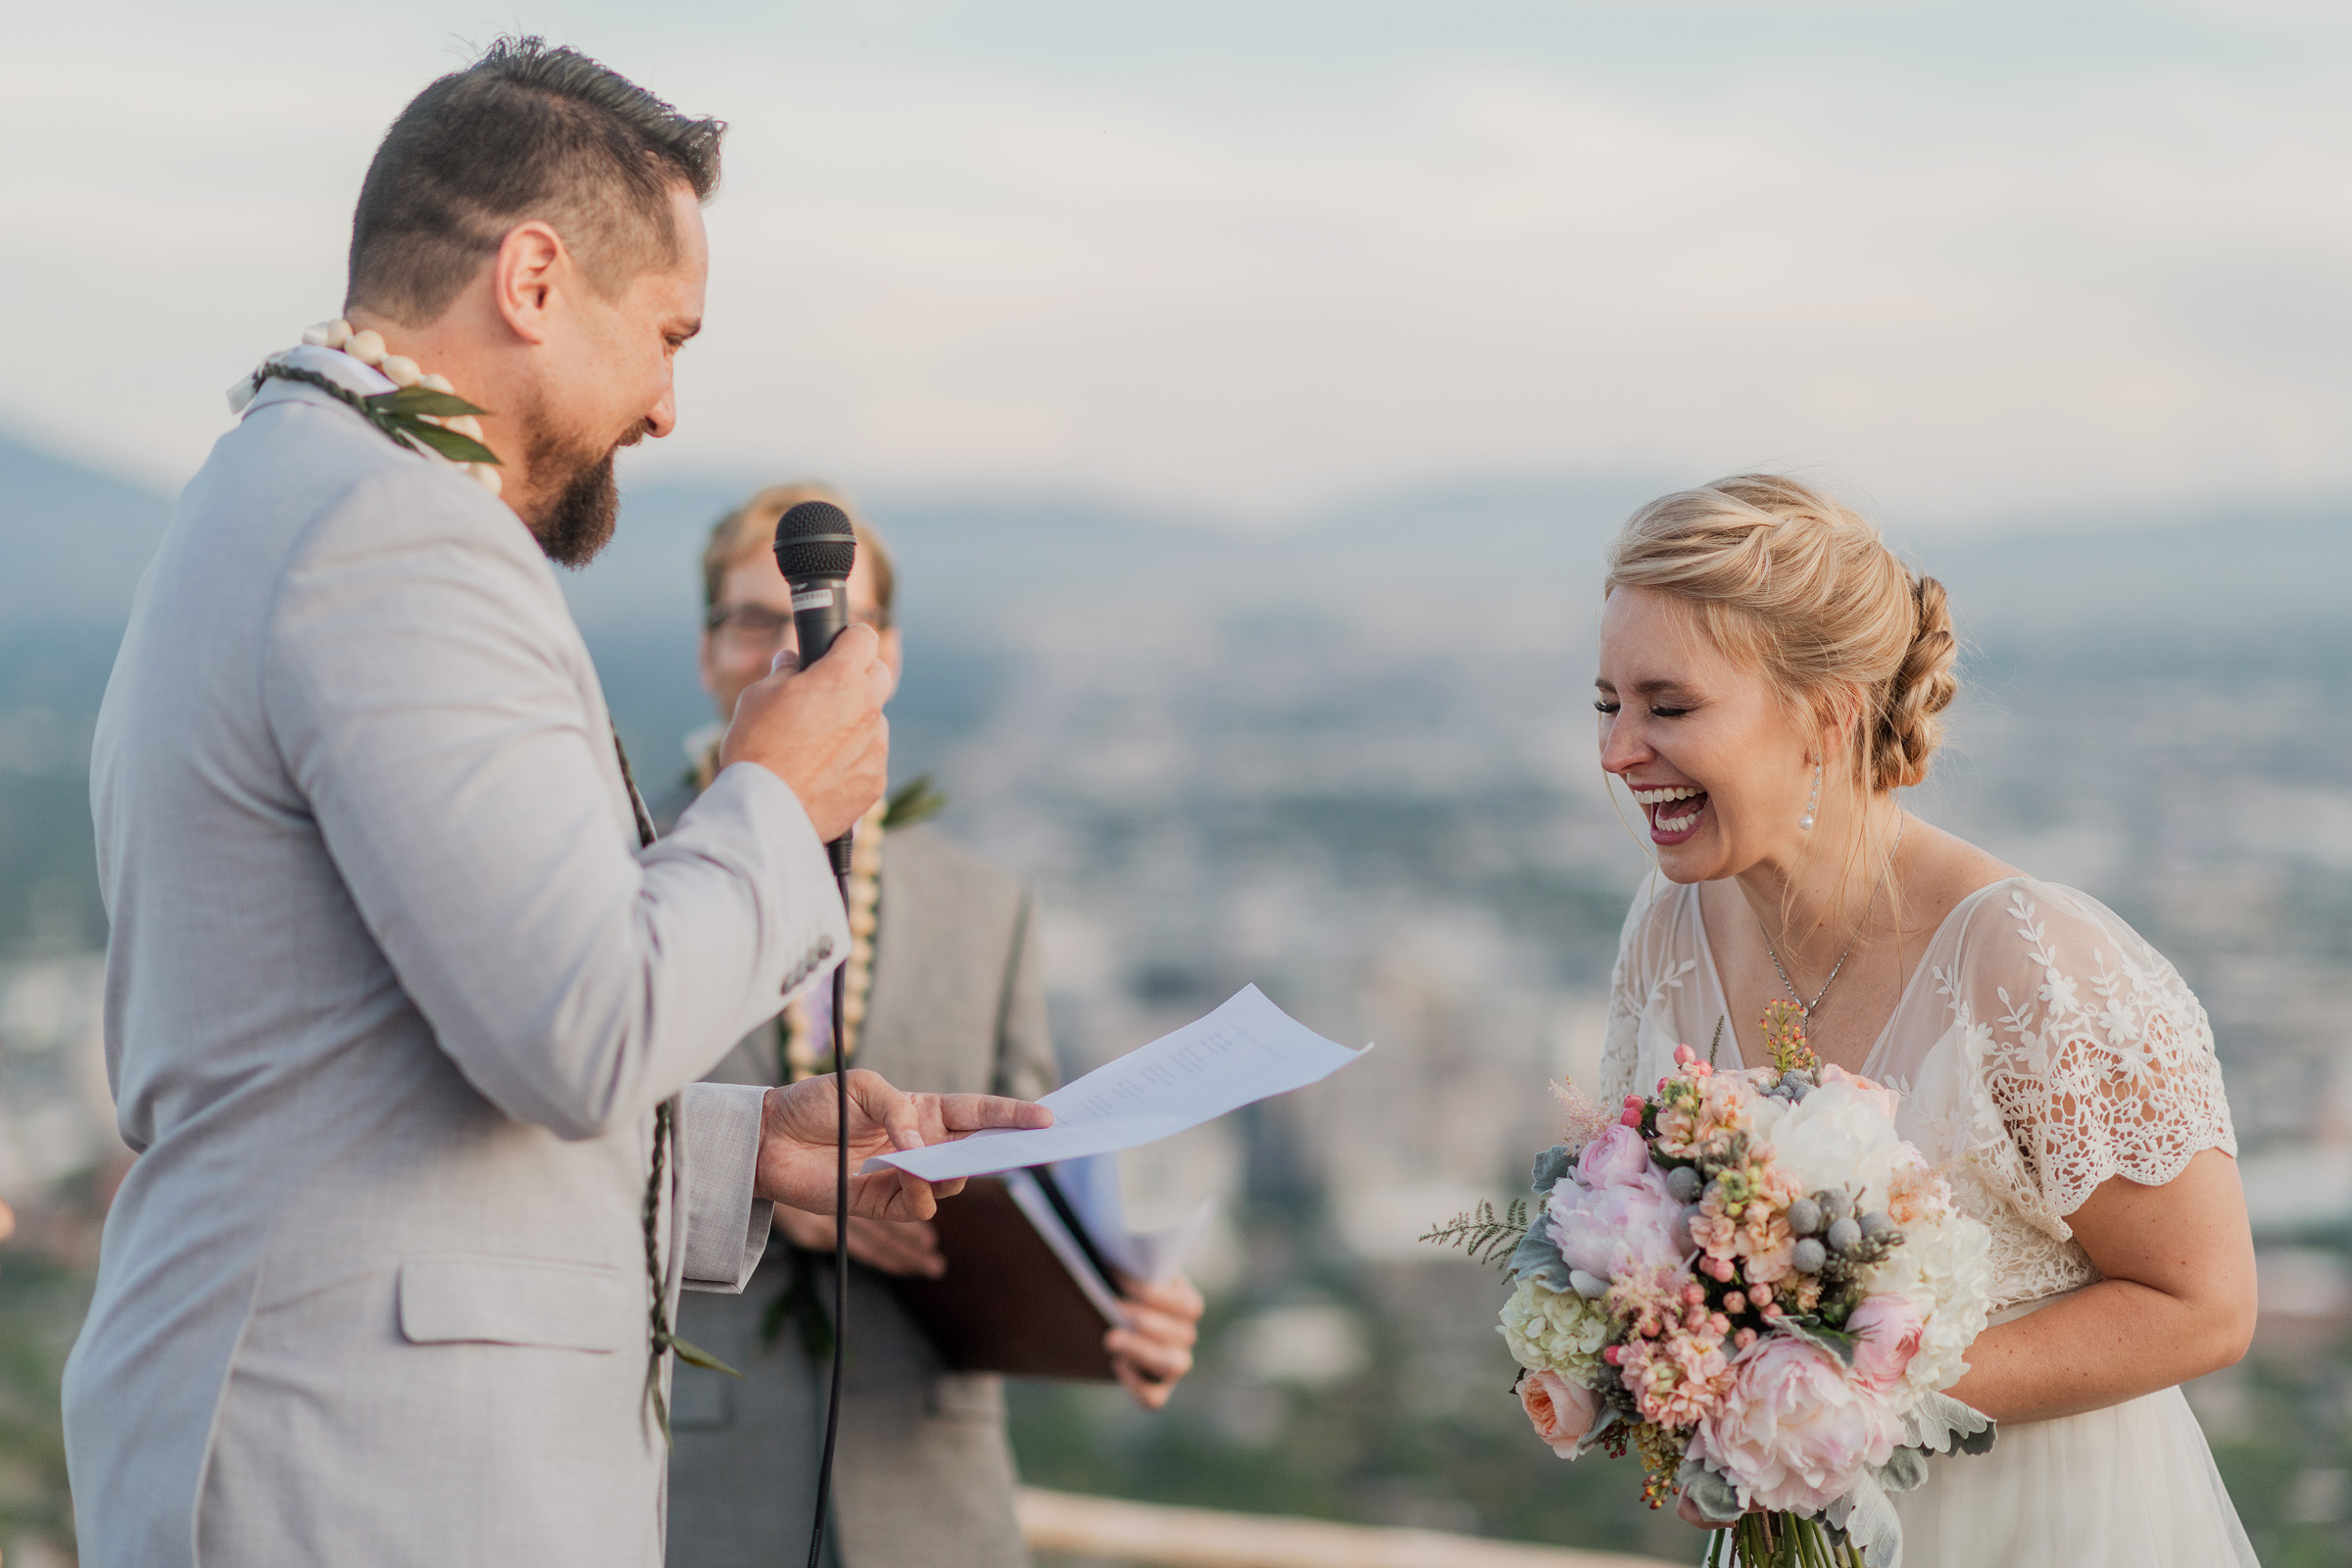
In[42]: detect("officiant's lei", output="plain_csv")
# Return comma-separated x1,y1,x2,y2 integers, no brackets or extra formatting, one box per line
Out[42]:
233,318,506,494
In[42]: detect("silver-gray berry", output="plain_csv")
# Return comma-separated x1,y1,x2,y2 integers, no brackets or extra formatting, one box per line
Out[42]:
1859,1211,1894,1241
1786,1198,1823,1237
1665,1164,1703,1202
1826,1216,1862,1255
1791,1237,1828,1275
1820,1189,1853,1222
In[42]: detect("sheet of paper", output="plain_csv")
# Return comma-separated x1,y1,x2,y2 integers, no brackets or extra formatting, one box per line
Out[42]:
868,985,1368,1183
1049,1152,1213,1286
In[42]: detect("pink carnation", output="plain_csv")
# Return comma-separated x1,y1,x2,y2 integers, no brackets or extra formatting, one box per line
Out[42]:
1520,1368,1601,1458
1617,1329,1736,1428
1695,1335,1902,1512
1844,1295,1924,1394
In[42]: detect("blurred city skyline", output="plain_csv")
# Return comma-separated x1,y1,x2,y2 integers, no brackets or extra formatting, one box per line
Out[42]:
7,0,2352,527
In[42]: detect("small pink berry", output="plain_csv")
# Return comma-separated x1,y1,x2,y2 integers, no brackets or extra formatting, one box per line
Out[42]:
1735,1328,1758,1349
1673,1044,1695,1065
1602,1345,1620,1365
1749,1282,1774,1306
1620,1107,1642,1126
1723,1291,1746,1314
1682,1284,1705,1306
1760,1301,1784,1321
1704,1256,1737,1283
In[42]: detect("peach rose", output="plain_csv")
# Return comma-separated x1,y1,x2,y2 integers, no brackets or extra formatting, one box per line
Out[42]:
1520,1368,1602,1459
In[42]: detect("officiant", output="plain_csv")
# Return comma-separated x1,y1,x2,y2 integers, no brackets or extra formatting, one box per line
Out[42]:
657,485,1205,1568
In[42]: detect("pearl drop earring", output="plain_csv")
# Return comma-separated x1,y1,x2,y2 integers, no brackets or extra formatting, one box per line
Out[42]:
1799,763,1820,832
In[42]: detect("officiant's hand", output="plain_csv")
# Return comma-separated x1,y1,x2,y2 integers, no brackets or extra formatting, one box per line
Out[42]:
757,1071,1052,1223
1106,1271,1203,1409
772,1207,946,1279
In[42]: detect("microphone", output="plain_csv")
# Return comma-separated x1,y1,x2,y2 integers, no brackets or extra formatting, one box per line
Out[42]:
772,500,859,878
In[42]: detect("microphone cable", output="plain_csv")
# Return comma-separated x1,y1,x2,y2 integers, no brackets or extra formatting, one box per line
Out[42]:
807,879,850,1568
770,499,864,1568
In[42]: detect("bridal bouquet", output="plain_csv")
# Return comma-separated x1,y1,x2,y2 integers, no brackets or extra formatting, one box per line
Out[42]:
1426,1005,1997,1568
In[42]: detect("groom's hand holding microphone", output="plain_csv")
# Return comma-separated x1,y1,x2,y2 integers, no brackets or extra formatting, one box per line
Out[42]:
718,617,894,844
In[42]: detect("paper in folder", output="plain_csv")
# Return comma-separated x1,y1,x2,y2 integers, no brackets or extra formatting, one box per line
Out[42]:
893,1153,1210,1380
889,987,1366,1379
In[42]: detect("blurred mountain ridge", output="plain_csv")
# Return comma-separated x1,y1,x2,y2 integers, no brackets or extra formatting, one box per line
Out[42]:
8,424,2348,651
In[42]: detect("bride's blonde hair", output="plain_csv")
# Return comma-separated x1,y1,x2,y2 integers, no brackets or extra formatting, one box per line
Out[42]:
1604,474,1957,792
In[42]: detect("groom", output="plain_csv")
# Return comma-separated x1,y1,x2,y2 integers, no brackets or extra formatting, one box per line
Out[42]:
62,36,1045,1568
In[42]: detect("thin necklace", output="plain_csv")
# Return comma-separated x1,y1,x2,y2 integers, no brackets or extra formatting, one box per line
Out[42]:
1759,811,1907,1016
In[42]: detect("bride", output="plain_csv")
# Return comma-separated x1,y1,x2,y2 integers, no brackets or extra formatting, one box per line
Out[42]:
1592,475,2258,1566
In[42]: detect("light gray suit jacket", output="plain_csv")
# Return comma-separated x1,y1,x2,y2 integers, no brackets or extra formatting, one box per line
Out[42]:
62,354,850,1568
663,822,1054,1568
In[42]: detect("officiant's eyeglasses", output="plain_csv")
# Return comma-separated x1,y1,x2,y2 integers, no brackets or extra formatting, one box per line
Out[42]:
706,604,891,650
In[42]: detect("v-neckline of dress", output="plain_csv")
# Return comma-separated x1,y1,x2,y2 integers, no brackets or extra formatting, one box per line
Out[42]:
1689,875,2028,1081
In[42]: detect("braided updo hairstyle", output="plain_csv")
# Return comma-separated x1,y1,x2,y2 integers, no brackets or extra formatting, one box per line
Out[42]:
1604,474,1958,792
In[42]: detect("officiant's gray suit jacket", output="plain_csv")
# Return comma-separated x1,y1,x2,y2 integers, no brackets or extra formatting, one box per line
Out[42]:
62,352,851,1568
661,819,1054,1568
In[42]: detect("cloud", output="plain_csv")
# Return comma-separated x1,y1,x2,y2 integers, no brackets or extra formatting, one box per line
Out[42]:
3,2,2348,527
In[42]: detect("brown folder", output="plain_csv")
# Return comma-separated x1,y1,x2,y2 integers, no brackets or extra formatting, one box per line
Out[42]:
891,1171,1120,1381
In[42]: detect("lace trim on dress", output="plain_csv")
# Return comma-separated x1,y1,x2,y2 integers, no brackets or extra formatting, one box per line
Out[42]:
1934,887,2236,1249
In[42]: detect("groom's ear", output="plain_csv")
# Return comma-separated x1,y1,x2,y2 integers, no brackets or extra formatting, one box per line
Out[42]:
490,220,570,346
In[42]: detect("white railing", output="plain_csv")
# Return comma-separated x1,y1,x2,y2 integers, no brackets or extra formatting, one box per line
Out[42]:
1018,1488,1681,1568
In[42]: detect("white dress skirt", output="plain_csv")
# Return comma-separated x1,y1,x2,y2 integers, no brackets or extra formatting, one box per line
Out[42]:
1600,873,2258,1568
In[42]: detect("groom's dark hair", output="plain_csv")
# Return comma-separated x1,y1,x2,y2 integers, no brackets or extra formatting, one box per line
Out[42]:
345,36,725,324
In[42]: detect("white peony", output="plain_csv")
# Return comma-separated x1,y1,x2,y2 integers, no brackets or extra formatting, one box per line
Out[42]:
1860,1204,1995,1398
1762,1076,1914,1210
1499,1278,1616,1387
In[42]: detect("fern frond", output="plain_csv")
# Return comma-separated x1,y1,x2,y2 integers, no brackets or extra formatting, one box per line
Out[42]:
1418,1197,1531,1270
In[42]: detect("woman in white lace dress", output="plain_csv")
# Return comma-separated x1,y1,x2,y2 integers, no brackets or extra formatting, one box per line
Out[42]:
1592,476,2257,1566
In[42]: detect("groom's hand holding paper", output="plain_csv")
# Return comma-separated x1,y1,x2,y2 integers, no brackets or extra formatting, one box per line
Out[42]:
757,1070,1054,1220
868,985,1369,1182
879,987,1354,1392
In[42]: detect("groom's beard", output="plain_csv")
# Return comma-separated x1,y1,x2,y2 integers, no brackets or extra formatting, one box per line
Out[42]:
525,422,644,568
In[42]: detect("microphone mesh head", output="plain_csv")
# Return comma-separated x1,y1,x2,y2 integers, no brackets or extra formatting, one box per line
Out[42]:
773,500,858,580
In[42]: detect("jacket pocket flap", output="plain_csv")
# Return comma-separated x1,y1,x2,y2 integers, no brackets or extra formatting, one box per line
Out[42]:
398,1254,631,1353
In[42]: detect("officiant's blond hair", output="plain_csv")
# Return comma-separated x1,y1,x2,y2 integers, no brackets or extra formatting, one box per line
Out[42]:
1605,474,1957,793
703,483,897,626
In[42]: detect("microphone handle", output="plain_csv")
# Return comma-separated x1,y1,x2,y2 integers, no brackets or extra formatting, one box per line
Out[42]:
788,577,856,877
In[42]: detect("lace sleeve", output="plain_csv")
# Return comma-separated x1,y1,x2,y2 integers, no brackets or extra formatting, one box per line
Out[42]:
1937,884,2236,1241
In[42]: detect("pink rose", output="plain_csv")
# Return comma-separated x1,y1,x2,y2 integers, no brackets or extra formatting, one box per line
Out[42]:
1574,1122,1656,1190
1520,1368,1601,1458
1845,1295,1924,1393
1695,1335,1902,1512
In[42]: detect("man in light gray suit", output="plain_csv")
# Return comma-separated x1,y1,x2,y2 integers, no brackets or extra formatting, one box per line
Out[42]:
659,487,1205,1568
62,40,1045,1568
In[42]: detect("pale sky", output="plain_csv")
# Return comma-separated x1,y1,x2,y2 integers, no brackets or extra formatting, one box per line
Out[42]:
5,0,2349,526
